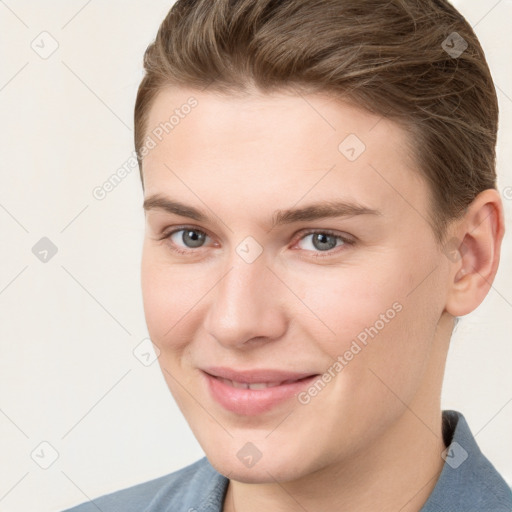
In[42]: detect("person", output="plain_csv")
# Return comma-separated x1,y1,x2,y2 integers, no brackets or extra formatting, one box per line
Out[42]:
63,0,512,510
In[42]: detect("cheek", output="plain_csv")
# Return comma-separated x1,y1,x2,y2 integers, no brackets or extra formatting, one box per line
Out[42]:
141,247,186,343
141,257,197,397
291,263,407,352
292,255,439,393
140,246,214,351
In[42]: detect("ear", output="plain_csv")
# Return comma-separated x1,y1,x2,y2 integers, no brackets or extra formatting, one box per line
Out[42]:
444,189,505,317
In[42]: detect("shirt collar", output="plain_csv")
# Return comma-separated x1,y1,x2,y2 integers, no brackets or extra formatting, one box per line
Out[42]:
420,409,512,511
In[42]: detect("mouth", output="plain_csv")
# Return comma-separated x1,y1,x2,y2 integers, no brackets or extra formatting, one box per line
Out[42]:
201,367,320,416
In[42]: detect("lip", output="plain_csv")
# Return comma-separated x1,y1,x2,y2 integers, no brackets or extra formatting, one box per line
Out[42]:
201,366,319,416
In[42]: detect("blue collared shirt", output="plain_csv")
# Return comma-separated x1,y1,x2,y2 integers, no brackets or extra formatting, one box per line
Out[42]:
62,410,512,511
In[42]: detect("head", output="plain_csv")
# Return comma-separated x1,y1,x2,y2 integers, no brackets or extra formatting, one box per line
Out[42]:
136,0,504,483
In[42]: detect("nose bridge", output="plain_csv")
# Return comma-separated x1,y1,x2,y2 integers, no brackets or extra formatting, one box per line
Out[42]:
204,251,285,347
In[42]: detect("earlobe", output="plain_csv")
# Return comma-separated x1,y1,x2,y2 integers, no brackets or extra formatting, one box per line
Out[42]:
444,189,505,317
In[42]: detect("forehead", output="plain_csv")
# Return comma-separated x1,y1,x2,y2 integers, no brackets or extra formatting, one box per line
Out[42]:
144,86,412,155
142,86,428,228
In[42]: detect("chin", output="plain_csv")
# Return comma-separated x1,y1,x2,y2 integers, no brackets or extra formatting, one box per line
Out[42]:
206,448,311,484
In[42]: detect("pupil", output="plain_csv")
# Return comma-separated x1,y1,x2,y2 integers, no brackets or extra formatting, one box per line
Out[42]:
313,233,337,251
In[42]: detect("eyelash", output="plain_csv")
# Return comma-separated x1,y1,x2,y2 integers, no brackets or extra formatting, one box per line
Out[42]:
157,225,355,259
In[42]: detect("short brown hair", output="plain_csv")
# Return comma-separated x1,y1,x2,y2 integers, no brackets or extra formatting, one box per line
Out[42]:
134,0,499,242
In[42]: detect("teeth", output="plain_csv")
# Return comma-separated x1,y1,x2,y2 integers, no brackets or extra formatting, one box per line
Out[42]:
231,380,249,389
247,382,269,390
219,378,287,389
248,382,285,389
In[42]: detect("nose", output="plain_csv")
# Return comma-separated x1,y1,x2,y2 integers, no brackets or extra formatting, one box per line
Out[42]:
203,254,287,349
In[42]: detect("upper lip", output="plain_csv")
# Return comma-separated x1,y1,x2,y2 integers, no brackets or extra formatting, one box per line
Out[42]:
202,366,318,384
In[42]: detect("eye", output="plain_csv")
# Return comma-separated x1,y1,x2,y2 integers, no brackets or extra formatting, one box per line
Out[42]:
295,230,354,256
161,227,212,253
159,226,354,258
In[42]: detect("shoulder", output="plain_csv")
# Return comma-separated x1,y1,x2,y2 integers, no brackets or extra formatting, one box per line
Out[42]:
61,456,229,512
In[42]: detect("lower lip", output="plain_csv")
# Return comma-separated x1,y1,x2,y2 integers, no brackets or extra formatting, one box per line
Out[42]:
202,372,319,416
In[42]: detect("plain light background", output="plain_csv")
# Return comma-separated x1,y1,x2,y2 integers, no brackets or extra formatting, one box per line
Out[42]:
0,1,511,511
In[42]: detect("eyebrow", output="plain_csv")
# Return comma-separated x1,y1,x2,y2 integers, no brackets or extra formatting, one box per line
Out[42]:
143,194,381,228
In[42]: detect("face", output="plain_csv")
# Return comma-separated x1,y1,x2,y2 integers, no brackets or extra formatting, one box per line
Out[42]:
140,86,452,483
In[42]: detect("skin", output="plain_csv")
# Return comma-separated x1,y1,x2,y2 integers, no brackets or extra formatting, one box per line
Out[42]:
140,86,504,512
